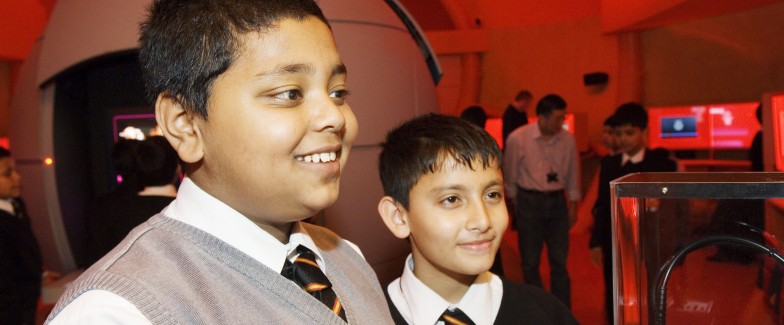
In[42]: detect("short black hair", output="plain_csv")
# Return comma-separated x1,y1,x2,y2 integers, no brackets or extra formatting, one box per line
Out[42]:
515,90,532,101
459,105,488,128
613,102,648,129
139,0,329,119
0,146,9,159
378,114,502,209
603,114,619,127
137,136,180,187
535,94,567,117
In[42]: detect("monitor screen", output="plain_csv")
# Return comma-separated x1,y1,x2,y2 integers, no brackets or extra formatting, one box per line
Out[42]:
708,103,760,149
112,113,159,142
660,116,697,138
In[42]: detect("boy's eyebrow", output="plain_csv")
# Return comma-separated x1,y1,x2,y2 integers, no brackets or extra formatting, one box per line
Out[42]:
255,63,347,79
427,178,504,195
332,63,347,76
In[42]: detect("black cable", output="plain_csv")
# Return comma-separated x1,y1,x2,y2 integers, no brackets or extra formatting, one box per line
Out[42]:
652,235,784,325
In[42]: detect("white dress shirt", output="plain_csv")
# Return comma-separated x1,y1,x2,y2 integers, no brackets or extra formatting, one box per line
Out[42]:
387,254,503,325
503,123,581,202
621,148,646,166
50,177,358,324
0,198,14,215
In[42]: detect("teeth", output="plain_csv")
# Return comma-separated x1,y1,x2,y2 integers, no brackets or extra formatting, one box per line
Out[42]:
296,152,338,163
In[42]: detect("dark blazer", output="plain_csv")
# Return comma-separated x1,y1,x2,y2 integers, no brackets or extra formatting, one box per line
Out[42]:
502,105,528,148
385,277,578,324
590,148,678,249
0,198,42,322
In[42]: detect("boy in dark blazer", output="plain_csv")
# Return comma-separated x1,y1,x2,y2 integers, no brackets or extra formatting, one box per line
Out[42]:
0,146,42,325
590,102,678,324
378,114,577,324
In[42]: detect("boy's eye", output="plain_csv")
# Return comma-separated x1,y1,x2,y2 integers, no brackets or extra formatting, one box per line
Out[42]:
329,89,350,105
486,191,503,202
440,196,461,206
273,89,303,101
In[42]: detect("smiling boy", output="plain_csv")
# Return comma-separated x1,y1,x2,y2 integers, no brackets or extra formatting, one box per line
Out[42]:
378,114,576,324
46,0,391,324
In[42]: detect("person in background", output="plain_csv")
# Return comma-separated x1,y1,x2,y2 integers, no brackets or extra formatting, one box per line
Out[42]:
705,103,765,265
600,114,621,157
378,114,577,324
750,103,763,172
0,146,43,325
590,103,677,324
460,105,488,128
84,136,180,265
502,90,532,148
46,0,391,323
503,94,581,308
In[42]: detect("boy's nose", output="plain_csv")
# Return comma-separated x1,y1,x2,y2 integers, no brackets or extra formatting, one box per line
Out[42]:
312,96,347,133
467,203,492,232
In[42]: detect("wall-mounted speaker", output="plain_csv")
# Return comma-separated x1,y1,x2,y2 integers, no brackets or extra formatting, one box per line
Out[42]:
583,72,609,86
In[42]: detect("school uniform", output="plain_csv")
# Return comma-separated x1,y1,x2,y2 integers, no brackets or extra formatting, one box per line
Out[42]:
385,254,577,325
48,178,392,324
591,147,677,324
0,198,42,325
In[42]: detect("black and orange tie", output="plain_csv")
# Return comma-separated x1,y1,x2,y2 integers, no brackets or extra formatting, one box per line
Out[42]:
281,245,347,322
438,307,475,325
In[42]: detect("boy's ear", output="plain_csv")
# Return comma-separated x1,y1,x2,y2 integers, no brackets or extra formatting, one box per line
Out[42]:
378,196,410,239
155,93,204,164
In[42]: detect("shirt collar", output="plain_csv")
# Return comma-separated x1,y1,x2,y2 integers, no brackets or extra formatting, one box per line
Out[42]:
622,148,646,166
137,184,178,197
390,254,500,325
163,177,325,273
0,199,13,215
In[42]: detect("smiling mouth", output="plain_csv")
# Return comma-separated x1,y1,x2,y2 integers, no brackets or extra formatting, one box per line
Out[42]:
459,239,493,252
295,151,338,163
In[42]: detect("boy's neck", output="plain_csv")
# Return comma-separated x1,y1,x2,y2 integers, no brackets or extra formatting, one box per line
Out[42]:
256,221,294,244
414,267,477,304
625,146,644,158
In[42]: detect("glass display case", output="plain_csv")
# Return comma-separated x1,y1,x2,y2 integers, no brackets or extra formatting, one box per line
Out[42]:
611,172,784,324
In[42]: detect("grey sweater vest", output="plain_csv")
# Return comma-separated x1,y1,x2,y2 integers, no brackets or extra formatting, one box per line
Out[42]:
46,214,393,324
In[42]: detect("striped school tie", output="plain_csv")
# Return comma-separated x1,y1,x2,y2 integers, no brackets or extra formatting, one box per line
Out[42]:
281,245,347,322
439,307,475,325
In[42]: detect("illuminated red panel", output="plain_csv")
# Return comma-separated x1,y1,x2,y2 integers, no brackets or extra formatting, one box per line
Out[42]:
708,102,760,149
0,137,9,149
648,102,760,150
772,95,784,171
